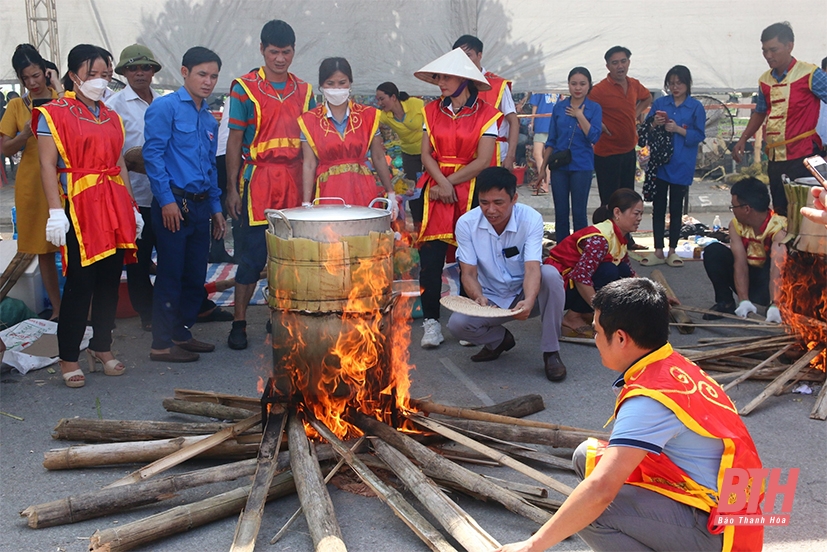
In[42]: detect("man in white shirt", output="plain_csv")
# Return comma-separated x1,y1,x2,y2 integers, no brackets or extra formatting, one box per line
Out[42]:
447,167,567,381
106,44,162,331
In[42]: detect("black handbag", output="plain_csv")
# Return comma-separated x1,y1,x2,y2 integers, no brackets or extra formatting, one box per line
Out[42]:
547,125,576,170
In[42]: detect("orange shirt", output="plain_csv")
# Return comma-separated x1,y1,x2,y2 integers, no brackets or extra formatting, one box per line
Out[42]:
589,75,650,156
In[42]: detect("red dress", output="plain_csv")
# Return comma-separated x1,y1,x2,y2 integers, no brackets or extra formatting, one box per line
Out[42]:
33,92,136,267
418,97,501,245
233,69,312,224
298,101,383,207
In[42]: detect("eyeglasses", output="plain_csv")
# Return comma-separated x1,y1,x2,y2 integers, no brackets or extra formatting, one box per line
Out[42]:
125,64,154,72
729,204,748,211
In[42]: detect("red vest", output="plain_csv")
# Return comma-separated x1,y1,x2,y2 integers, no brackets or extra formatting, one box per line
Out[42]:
298,101,383,207
586,344,764,552
418,97,501,244
34,92,136,267
545,219,627,287
478,72,511,164
234,70,312,224
759,58,822,161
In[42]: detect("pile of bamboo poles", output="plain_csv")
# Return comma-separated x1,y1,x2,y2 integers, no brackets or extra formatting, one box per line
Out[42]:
21,389,608,551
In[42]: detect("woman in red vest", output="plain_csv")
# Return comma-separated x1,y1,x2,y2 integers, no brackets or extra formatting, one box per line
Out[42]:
545,188,642,338
412,48,502,349
35,44,140,388
298,57,393,208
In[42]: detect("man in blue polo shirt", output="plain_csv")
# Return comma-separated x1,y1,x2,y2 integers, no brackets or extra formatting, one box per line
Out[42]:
446,167,567,381
144,47,226,363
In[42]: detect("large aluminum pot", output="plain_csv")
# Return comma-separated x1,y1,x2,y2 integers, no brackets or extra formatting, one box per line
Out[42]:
266,197,392,243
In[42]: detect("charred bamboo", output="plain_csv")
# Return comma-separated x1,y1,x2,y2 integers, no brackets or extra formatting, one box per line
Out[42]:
353,413,550,525
473,394,545,418
723,345,794,391
173,388,262,411
739,347,825,415
51,418,236,442
421,417,595,449
162,398,256,421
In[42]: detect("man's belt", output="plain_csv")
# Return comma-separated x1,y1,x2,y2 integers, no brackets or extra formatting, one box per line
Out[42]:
170,185,209,202
764,129,817,154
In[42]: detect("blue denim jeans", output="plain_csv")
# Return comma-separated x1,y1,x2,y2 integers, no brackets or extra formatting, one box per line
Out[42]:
551,169,593,242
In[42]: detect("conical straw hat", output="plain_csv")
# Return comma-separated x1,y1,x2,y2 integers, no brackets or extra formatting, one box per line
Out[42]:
414,48,491,91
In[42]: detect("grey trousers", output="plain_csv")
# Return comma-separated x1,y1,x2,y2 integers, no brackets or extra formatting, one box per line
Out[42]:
572,441,723,551
446,265,565,353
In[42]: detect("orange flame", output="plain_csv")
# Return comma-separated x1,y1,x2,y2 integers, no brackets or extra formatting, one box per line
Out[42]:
269,225,416,439
776,250,827,370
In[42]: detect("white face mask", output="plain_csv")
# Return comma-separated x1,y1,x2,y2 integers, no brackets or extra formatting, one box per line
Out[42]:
77,77,109,101
322,87,350,106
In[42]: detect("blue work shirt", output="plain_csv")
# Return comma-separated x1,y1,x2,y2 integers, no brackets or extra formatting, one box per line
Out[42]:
650,94,706,186
455,203,544,309
529,93,558,134
545,97,602,172
144,86,221,213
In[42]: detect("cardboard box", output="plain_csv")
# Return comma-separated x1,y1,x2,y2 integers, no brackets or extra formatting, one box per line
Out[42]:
0,240,45,314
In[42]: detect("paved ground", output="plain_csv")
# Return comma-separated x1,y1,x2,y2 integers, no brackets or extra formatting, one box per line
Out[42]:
1,170,825,551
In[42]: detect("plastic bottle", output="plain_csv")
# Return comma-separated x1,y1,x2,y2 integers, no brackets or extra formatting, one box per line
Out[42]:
712,215,722,232
11,207,17,240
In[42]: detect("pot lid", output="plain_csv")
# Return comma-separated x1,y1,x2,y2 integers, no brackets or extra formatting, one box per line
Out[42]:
276,203,390,223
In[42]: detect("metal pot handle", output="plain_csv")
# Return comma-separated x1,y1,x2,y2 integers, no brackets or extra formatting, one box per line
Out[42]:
265,209,293,240
369,197,393,212
313,197,348,206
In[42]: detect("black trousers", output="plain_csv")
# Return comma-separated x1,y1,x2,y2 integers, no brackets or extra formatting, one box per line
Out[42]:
594,149,637,205
58,216,125,361
702,242,771,306
418,239,450,320
402,152,424,224
125,205,155,325
652,179,688,250
767,155,813,217
565,261,633,313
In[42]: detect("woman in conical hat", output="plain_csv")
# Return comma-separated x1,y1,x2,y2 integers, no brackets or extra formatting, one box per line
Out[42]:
413,48,502,349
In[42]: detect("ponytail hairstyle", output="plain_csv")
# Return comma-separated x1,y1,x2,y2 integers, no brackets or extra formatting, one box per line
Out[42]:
11,44,47,82
376,81,410,102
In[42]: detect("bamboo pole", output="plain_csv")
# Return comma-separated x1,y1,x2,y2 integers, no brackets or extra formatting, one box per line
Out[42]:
478,475,548,498
723,345,794,392
43,436,259,470
672,304,778,325
51,418,235,442
88,471,297,552
173,388,262,411
419,417,596,449
21,459,257,528
229,410,287,552
669,323,783,330
310,421,458,552
104,415,260,488
474,394,545,418
287,412,347,552
271,438,364,544
408,414,574,497
372,438,499,552
687,341,794,363
739,347,824,415
162,398,256,421
809,380,827,420
488,443,575,472
353,413,550,525
650,269,694,334
410,398,607,437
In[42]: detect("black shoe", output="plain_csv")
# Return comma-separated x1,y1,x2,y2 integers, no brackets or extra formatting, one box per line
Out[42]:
149,345,199,363
197,306,234,323
228,320,248,350
544,351,567,381
266,319,272,334
209,250,235,264
172,338,216,353
470,329,516,362
702,302,736,320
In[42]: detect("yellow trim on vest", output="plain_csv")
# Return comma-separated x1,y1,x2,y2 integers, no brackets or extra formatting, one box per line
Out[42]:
297,116,318,158
255,137,302,151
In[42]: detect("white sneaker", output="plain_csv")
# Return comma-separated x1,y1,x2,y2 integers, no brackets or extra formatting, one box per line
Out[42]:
421,319,444,349
458,340,474,347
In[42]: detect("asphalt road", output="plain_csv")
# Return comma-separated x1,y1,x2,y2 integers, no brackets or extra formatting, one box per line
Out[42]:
1,176,825,551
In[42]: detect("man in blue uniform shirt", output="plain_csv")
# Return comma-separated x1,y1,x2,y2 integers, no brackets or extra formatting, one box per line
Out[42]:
143,47,226,362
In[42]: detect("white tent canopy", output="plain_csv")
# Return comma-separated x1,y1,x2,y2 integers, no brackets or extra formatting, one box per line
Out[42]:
2,0,826,95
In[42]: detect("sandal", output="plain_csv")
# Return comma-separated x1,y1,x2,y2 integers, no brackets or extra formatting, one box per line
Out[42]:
86,349,126,376
638,253,665,266
533,188,549,196
60,362,85,388
562,324,595,339
665,253,684,267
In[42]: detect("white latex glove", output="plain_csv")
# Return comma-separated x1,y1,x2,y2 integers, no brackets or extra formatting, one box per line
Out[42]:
134,208,144,240
765,305,782,324
301,202,312,208
45,208,70,247
735,300,758,318
388,192,399,219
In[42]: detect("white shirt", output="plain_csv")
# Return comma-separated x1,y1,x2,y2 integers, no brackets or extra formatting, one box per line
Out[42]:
455,202,544,308
105,84,161,207
482,66,516,160
216,95,231,156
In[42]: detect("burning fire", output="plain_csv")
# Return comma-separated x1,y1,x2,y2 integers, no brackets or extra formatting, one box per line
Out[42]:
776,250,827,370
266,226,414,439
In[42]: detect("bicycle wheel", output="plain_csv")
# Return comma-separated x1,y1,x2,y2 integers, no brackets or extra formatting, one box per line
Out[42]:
695,94,735,173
